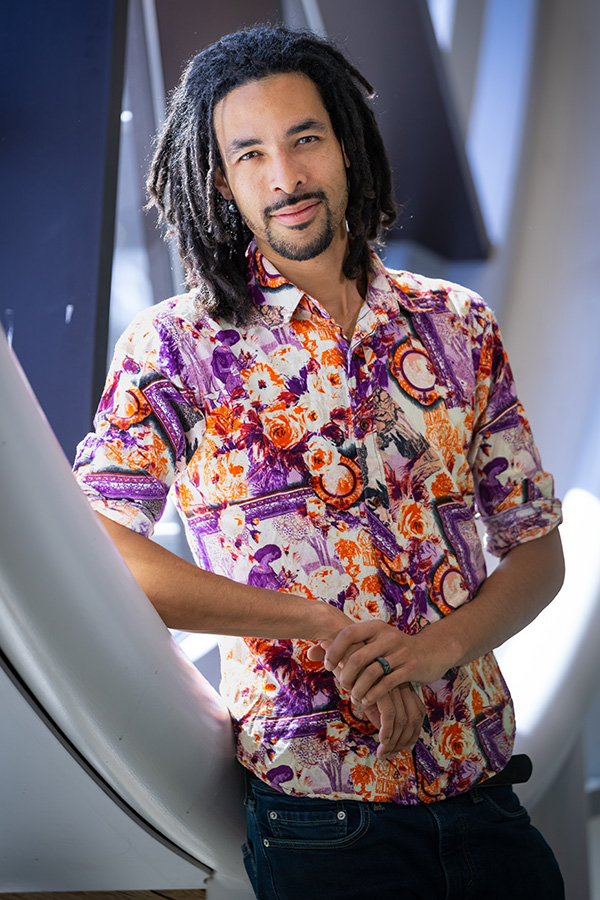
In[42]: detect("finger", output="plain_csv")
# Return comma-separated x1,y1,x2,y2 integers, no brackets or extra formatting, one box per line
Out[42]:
388,687,414,755
361,700,381,731
349,658,406,702
323,621,384,671
375,684,426,758
330,638,401,693
373,693,403,757
324,638,369,674
375,690,409,759
394,684,426,751
306,644,325,662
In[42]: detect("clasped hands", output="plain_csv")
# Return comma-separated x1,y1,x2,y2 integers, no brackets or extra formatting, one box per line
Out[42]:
307,619,450,760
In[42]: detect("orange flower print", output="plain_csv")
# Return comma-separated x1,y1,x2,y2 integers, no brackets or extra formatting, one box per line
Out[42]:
424,407,464,465
472,689,485,717
199,449,249,503
320,346,345,367
438,721,477,761
290,318,319,357
360,574,382,597
285,579,318,601
242,361,285,406
308,366,347,408
175,481,195,513
334,537,361,580
262,403,307,449
303,435,339,474
397,500,435,541
206,404,243,441
105,430,169,482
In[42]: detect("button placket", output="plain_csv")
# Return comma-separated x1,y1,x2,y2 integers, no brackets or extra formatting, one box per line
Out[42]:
351,341,390,519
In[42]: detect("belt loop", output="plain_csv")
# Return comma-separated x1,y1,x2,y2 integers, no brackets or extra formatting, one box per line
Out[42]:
470,786,484,804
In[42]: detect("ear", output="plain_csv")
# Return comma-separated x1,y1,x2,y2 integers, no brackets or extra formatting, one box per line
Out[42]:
214,166,233,200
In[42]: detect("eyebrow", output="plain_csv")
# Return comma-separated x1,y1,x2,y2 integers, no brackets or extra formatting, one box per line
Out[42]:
224,118,329,160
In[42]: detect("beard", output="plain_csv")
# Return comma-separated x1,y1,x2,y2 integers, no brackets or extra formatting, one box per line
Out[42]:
238,189,347,262
262,191,337,261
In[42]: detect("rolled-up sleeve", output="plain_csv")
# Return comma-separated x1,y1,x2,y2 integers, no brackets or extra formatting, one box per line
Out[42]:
467,305,561,557
73,306,206,537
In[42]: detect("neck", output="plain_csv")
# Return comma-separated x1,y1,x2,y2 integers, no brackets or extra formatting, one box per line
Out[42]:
257,228,367,339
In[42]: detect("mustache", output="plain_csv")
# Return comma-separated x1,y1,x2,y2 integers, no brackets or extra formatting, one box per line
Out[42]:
263,191,327,216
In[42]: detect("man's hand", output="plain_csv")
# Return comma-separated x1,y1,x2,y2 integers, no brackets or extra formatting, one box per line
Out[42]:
362,682,426,758
308,634,428,757
317,619,453,707
314,529,566,712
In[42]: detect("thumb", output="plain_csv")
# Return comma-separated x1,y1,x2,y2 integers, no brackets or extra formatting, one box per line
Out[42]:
306,644,326,662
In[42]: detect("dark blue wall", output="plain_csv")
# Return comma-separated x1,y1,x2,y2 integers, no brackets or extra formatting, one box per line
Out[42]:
1,0,127,462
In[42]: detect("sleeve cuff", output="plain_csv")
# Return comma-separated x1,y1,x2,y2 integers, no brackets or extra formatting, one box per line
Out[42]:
483,497,563,558
86,496,156,539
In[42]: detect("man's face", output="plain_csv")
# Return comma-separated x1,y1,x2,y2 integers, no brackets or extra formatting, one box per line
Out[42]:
213,72,349,267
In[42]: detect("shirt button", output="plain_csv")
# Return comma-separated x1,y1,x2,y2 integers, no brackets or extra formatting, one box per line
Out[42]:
360,418,369,431
370,497,381,509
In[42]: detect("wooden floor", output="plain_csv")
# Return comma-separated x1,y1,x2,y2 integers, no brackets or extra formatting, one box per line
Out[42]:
0,892,206,900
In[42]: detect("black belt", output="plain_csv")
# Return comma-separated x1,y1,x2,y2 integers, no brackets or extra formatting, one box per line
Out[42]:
480,753,532,787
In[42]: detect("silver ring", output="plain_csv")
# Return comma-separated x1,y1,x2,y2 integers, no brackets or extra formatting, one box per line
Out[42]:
374,656,392,677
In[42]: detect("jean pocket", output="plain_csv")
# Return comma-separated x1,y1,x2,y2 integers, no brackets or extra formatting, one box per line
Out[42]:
268,803,349,840
478,785,530,821
256,795,369,850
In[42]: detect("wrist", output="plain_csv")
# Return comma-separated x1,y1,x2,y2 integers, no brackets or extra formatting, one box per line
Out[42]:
311,600,352,643
415,617,464,677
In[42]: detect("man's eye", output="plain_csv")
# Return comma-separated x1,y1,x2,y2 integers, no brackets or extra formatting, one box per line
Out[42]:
239,150,259,161
298,135,318,145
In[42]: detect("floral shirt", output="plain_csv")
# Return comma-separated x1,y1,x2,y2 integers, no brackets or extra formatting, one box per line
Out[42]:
74,243,561,804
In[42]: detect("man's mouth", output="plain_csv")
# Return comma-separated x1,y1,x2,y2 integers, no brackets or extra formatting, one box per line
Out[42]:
270,199,321,226
265,192,326,227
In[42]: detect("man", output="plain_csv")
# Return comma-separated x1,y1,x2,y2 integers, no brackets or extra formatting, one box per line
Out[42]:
74,25,565,899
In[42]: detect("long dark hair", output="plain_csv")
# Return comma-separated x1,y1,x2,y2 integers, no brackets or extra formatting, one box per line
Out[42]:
147,24,396,324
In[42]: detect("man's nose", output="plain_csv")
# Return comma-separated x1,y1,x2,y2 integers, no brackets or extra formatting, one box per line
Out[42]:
269,151,306,194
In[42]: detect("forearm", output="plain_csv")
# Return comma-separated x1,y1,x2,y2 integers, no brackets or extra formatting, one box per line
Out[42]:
421,526,565,671
97,513,349,641
99,513,428,756
322,527,565,702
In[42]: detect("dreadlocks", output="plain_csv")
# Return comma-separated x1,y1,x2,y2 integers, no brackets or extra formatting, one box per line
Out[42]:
147,24,397,325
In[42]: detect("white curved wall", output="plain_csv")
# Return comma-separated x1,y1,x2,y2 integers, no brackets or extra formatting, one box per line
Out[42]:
0,329,252,898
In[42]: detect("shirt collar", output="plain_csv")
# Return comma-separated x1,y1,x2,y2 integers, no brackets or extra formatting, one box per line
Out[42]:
246,240,404,328
246,242,306,327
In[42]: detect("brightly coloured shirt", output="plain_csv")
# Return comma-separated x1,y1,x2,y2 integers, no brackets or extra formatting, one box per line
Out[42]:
74,243,561,804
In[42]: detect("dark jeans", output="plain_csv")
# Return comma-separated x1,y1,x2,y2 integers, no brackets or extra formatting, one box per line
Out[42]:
242,772,565,900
